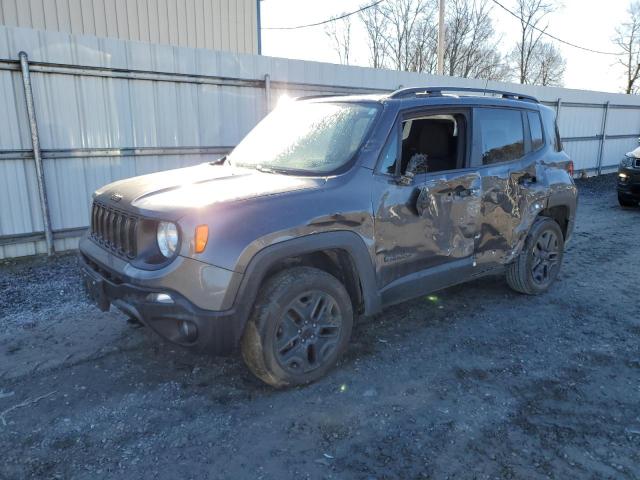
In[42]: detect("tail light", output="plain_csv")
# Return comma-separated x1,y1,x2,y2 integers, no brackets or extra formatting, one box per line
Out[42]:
567,160,574,177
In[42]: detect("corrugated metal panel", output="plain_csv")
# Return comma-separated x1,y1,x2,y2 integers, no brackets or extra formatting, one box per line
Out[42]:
603,137,636,167
563,140,600,172
607,108,640,136
2,25,640,259
557,106,603,139
0,0,258,54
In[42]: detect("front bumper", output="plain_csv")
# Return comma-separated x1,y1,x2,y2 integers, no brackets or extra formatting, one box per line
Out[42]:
79,252,242,355
617,167,640,199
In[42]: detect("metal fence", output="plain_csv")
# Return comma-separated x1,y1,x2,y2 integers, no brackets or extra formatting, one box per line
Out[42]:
1,25,639,259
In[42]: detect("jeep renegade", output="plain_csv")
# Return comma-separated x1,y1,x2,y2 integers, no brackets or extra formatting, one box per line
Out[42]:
80,87,578,387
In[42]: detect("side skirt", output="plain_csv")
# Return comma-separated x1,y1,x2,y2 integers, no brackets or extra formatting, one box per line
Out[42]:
379,257,503,308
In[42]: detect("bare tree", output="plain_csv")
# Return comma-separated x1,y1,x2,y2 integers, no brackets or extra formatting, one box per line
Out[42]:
355,0,510,81
408,12,439,72
325,16,352,65
614,1,640,94
533,42,565,85
359,3,389,68
444,0,508,80
379,0,436,71
511,0,556,84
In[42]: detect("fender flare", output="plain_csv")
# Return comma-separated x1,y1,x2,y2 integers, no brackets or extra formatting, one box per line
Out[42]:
230,231,381,340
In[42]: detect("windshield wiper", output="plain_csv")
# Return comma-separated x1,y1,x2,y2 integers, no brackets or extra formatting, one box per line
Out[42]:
236,163,311,176
253,164,284,174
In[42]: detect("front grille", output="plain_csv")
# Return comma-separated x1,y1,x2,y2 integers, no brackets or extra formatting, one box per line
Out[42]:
634,158,640,168
90,201,138,258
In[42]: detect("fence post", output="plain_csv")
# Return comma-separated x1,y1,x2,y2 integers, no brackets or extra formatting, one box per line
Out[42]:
264,73,271,114
596,101,610,176
19,51,54,256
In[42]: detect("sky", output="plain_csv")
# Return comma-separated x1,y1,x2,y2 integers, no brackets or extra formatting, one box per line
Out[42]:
261,0,633,94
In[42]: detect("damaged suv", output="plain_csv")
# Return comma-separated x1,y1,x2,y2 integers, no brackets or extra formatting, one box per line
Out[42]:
80,87,577,387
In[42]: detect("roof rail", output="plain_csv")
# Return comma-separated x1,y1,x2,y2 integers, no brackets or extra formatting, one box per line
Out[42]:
388,86,539,103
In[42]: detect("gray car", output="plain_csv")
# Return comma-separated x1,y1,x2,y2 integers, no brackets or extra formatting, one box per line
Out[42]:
80,86,577,387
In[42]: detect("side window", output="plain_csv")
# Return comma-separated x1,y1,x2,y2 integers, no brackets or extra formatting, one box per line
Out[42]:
378,128,399,175
477,108,524,165
528,111,544,151
399,114,464,174
377,112,467,176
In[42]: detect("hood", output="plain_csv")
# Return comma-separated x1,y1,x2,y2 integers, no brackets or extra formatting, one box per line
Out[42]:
626,145,640,158
94,163,323,216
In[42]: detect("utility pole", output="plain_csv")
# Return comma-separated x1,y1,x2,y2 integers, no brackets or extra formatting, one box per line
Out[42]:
437,0,445,75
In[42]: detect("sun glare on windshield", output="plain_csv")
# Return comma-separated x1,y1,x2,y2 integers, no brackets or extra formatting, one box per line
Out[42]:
228,101,380,175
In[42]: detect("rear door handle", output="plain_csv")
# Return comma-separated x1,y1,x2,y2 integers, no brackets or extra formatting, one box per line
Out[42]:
454,186,480,197
518,174,537,185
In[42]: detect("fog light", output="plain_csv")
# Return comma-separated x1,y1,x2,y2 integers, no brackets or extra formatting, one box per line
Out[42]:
619,172,628,179
180,320,198,342
146,293,174,304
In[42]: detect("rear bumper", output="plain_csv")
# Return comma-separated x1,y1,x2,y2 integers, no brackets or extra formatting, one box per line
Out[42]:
79,252,242,355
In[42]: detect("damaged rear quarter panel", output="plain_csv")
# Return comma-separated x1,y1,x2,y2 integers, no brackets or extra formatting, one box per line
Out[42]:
474,154,576,266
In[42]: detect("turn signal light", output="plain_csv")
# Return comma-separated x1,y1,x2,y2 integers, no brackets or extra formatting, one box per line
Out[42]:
195,225,209,253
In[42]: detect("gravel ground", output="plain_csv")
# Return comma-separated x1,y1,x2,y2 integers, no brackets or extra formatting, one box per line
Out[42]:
1,173,639,479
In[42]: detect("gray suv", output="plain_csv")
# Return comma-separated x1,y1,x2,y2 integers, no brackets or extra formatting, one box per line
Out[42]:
80,87,577,387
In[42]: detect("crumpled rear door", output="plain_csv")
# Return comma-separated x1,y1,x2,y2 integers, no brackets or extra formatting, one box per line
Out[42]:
475,160,548,266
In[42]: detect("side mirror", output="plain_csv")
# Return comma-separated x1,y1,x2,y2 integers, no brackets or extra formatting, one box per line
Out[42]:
398,154,428,186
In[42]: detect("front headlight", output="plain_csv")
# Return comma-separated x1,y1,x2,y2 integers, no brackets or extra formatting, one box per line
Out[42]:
620,156,633,168
157,221,179,258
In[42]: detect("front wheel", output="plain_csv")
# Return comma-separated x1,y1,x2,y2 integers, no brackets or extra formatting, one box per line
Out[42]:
506,217,564,295
241,266,353,388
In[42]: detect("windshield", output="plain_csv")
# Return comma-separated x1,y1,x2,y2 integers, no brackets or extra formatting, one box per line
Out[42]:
228,101,380,174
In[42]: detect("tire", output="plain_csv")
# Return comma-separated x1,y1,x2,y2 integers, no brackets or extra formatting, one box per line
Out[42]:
506,217,564,295
241,266,354,388
618,193,637,207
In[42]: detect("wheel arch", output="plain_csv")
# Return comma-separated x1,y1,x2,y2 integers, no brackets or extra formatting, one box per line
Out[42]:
539,204,570,239
230,231,381,344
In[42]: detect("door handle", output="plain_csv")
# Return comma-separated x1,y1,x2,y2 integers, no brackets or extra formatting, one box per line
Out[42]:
518,174,537,185
453,186,480,197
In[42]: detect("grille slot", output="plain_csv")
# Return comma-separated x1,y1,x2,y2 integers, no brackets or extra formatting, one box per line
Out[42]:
634,158,640,168
91,202,138,258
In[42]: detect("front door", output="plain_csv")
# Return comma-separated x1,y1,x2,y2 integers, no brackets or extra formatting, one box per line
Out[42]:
372,108,481,305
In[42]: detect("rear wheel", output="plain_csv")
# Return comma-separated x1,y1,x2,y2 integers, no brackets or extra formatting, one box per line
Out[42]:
618,193,637,207
506,217,564,295
241,266,353,388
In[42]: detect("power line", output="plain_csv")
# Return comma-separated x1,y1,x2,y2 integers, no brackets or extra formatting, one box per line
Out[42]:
262,0,386,30
490,0,621,56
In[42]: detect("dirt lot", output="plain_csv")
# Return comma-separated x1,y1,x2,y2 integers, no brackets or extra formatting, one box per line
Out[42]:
0,174,638,479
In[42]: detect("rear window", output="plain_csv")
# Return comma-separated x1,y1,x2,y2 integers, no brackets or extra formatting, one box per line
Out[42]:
477,108,525,165
528,111,544,151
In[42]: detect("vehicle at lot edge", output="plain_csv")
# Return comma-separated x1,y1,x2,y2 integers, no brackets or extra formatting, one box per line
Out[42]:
617,141,640,207
79,86,578,387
